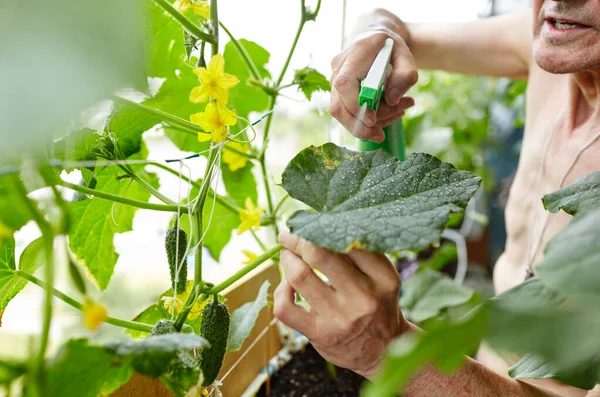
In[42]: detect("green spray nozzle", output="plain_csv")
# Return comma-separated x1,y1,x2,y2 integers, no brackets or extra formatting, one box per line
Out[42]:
358,38,394,111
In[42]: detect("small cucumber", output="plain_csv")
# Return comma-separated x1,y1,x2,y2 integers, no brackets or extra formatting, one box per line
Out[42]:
198,295,230,386
165,227,188,294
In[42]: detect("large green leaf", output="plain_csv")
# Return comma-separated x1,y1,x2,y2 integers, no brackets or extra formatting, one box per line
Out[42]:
47,339,133,397
105,333,209,378
400,268,475,324
51,128,99,168
220,161,257,208
362,305,487,397
108,105,160,158
509,353,598,390
0,176,33,233
1,0,145,155
293,67,331,101
68,167,159,290
223,39,271,121
0,360,27,384
542,171,600,218
282,143,481,253
0,237,45,315
227,280,270,352
536,209,600,303
127,304,168,339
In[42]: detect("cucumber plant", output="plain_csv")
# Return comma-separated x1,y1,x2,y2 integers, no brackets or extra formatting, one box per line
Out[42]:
3,1,598,397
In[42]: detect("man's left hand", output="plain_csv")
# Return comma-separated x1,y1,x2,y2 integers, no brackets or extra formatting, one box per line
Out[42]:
273,231,408,378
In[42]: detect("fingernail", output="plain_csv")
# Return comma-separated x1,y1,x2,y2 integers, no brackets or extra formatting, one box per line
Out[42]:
388,88,401,105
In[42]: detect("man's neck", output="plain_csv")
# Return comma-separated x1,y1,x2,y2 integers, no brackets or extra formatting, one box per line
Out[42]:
569,70,600,129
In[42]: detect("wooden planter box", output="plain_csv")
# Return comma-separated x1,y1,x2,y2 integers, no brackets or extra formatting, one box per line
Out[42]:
111,261,282,397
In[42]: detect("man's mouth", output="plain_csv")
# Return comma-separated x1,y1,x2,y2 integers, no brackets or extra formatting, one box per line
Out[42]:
547,18,588,30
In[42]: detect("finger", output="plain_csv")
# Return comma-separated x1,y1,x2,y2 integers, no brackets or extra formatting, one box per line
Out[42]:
280,249,333,308
273,279,315,338
377,97,415,120
332,34,389,120
330,89,385,142
377,111,405,128
384,40,418,106
345,250,400,290
279,231,370,293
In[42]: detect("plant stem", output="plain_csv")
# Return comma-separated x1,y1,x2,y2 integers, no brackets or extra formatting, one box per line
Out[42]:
62,181,188,214
147,161,239,214
153,0,216,44
111,96,208,138
251,230,267,252
210,0,219,56
207,244,282,294
219,22,261,80
174,147,219,330
273,193,290,216
127,171,176,205
276,3,307,87
12,176,53,396
16,271,153,333
260,158,279,237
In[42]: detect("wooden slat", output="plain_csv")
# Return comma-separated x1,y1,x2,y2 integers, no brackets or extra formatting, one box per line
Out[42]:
111,261,282,397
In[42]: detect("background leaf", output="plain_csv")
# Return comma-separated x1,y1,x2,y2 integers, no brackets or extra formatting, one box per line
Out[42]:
68,167,159,290
0,0,146,155
177,181,240,261
0,176,33,233
509,353,598,390
536,210,600,303
227,280,270,352
108,105,160,158
105,333,209,378
400,269,475,324
542,171,600,218
293,67,331,101
220,162,258,208
223,39,271,121
282,143,481,253
0,238,44,316
47,339,133,397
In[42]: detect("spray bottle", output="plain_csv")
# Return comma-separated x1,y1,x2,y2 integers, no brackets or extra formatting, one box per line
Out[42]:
357,38,406,161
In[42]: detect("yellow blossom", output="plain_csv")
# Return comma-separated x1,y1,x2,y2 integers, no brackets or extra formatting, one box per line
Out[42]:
223,141,250,172
237,197,264,235
242,250,259,265
83,298,107,331
0,222,12,238
160,288,208,320
190,102,237,143
173,0,210,18
189,54,239,104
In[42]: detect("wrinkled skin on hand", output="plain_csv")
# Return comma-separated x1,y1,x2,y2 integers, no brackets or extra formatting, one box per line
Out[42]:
329,8,418,143
273,231,410,379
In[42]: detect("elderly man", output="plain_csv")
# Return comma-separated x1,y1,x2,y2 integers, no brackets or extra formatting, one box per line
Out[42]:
273,1,600,396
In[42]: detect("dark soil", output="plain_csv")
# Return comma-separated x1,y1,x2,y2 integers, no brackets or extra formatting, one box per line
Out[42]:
257,344,367,397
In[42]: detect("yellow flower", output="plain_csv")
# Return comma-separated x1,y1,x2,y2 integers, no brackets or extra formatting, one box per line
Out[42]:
83,298,107,331
242,250,259,265
189,54,239,104
223,141,250,172
237,198,264,235
173,0,210,18
190,102,237,143
0,222,12,238
160,288,208,321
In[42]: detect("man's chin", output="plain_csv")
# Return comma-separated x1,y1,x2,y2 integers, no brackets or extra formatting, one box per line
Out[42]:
534,45,600,75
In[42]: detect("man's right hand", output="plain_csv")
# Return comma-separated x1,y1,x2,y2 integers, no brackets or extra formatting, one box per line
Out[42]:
330,9,418,143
